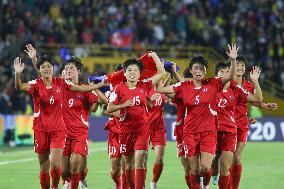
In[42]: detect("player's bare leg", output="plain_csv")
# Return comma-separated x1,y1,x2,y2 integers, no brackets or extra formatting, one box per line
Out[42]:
61,155,71,189
219,151,233,189
38,153,50,189
110,157,122,189
50,148,63,189
70,153,83,189
135,150,148,189
211,153,221,185
79,156,88,189
230,142,245,189
123,154,135,189
150,145,165,189
121,157,129,189
188,155,200,189
200,152,214,189
180,155,191,188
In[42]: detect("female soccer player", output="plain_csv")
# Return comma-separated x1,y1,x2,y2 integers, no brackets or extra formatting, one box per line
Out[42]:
102,64,129,189
213,60,278,189
148,81,167,189
107,52,166,189
13,56,106,189
156,44,238,189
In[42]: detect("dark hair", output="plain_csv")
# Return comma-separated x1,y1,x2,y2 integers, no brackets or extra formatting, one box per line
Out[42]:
59,56,84,74
36,55,54,69
114,64,123,72
189,56,208,70
182,67,193,78
236,55,248,66
122,59,144,73
214,60,230,75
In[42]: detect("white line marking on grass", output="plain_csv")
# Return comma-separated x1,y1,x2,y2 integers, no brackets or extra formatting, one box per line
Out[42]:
0,147,106,166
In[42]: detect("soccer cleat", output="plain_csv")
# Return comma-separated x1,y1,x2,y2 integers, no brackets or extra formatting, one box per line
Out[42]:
150,182,157,189
211,175,218,185
63,181,70,189
79,180,88,189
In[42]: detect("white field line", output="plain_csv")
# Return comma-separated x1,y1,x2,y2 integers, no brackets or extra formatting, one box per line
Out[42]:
0,147,106,166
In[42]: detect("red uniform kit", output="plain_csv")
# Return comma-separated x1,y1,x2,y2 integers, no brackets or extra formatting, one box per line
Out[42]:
148,89,166,147
172,98,186,157
216,81,249,152
234,80,254,143
173,78,222,157
105,91,122,159
28,77,73,153
109,80,153,156
62,86,98,156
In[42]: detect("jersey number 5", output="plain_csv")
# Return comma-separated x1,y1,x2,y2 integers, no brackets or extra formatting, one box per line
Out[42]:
194,95,200,105
133,96,140,105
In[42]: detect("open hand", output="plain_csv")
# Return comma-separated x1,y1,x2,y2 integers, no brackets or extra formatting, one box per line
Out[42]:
13,57,25,73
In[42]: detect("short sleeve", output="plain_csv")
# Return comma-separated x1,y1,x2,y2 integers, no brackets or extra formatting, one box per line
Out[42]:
210,77,222,91
236,85,250,104
173,81,185,100
27,79,38,95
108,87,120,105
86,91,99,105
58,77,73,92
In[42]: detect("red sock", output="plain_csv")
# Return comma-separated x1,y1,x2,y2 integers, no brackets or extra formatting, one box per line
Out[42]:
111,172,121,186
185,175,191,188
201,168,212,186
125,170,135,189
121,172,130,189
135,168,146,189
70,173,81,189
189,174,200,189
219,175,230,189
152,163,164,182
50,168,61,188
39,171,50,189
80,168,88,181
231,164,242,189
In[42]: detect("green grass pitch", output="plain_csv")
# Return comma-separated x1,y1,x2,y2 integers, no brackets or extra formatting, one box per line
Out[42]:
0,142,283,189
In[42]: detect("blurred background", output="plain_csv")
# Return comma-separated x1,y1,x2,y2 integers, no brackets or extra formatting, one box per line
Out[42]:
0,0,283,145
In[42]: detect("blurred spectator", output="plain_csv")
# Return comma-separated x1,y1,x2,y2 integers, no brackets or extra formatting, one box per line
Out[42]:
0,0,284,115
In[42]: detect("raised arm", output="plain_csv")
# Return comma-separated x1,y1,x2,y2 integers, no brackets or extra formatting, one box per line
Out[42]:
94,89,108,104
222,43,239,84
148,52,166,85
14,57,31,91
250,66,263,101
24,44,38,71
171,62,184,82
156,84,175,94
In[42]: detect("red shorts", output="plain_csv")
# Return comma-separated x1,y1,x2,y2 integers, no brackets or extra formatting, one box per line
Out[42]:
174,126,184,157
108,131,121,159
63,134,88,156
119,129,150,156
237,127,248,143
183,131,217,158
216,131,237,153
150,128,166,147
34,130,66,153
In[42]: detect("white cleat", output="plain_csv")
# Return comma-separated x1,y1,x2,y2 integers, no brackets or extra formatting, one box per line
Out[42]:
79,180,88,189
150,181,157,189
63,181,70,189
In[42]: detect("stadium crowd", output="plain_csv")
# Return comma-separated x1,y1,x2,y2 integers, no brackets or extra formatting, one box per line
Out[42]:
1,0,284,115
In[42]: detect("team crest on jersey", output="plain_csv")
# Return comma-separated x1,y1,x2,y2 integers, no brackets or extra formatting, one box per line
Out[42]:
202,87,208,92
140,90,144,94
56,88,61,93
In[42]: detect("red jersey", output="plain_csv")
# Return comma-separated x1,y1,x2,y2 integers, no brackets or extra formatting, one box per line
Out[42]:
216,80,249,133
109,80,153,133
63,86,98,138
28,77,73,132
234,80,255,130
104,91,121,133
148,89,166,130
172,97,186,127
173,77,222,133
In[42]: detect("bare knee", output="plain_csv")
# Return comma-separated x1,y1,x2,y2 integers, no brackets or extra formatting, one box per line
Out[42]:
155,157,164,165
200,165,211,175
233,153,241,165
